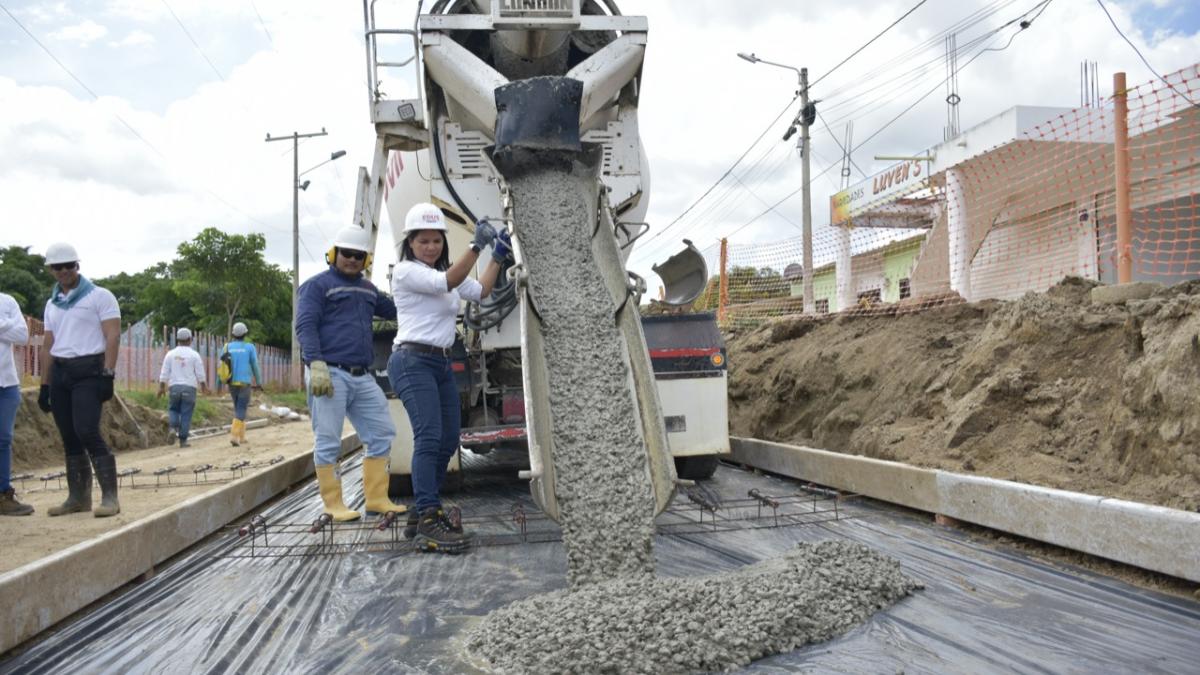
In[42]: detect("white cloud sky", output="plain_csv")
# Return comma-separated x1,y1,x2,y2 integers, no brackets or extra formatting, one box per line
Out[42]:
1,0,1198,296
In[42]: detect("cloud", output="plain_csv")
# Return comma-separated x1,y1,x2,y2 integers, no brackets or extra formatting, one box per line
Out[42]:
108,29,155,48
48,19,108,46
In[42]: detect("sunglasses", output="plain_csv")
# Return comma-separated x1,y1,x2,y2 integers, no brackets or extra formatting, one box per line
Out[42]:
338,248,367,261
50,262,77,272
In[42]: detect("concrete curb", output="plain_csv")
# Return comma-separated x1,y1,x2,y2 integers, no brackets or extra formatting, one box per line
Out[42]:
0,432,360,655
731,437,1200,583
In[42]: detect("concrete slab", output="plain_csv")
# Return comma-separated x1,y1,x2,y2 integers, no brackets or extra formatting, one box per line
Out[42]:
0,432,360,655
1090,282,1164,305
731,437,1200,583
730,438,940,512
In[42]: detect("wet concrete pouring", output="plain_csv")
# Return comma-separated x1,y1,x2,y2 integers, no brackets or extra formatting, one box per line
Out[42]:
463,157,919,673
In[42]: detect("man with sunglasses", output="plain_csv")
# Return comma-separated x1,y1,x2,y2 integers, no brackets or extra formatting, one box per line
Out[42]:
38,242,123,518
296,224,404,522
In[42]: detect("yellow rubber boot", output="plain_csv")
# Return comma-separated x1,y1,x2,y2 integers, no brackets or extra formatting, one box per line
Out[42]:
230,419,242,447
362,457,406,516
315,465,360,522
237,419,248,444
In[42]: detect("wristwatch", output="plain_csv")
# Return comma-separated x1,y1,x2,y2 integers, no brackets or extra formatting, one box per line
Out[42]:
470,243,482,254
101,368,115,377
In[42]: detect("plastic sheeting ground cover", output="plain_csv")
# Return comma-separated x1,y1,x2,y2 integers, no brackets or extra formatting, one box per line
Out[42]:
3,453,1198,674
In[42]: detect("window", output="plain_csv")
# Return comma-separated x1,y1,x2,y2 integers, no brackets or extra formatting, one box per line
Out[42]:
899,278,911,299
815,299,829,314
857,289,882,304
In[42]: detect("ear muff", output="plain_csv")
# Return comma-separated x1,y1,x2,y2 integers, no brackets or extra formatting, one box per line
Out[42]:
327,247,373,269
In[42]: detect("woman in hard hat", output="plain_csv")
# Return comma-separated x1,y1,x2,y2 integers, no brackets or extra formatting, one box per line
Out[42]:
224,321,260,446
388,202,509,554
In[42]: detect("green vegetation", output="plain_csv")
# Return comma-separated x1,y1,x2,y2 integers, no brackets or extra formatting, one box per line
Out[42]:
0,246,55,316
122,388,224,425
692,265,789,311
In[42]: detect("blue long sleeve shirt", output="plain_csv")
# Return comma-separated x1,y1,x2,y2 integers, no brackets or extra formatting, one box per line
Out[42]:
296,265,396,368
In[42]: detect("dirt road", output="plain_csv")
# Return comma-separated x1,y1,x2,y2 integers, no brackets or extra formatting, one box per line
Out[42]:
2,420,316,576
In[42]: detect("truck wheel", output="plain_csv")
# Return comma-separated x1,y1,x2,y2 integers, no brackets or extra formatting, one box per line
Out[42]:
674,455,719,481
388,473,413,500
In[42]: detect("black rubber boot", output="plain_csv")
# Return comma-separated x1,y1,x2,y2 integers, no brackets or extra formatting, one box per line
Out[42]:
404,507,462,540
48,455,92,516
413,507,470,554
92,454,121,518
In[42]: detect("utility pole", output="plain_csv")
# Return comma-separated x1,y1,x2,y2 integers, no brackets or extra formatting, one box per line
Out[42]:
265,127,328,388
799,67,814,314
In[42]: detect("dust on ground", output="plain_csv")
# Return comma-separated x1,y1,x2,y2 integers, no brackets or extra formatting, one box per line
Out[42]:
2,417,316,576
726,276,1200,513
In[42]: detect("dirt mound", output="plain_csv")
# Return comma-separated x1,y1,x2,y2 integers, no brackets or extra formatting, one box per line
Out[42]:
10,390,287,471
727,277,1200,512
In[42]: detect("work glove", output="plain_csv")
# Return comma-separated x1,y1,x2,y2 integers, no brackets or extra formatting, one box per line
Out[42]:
309,360,334,398
98,372,114,402
492,229,512,263
37,385,52,413
472,219,497,251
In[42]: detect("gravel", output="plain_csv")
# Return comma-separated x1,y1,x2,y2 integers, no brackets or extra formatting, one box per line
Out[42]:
471,152,920,673
507,155,658,588
467,540,923,674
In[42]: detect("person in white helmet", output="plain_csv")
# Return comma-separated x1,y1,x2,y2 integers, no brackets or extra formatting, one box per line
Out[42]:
157,327,208,448
222,321,260,446
387,203,510,554
37,242,123,518
296,224,405,522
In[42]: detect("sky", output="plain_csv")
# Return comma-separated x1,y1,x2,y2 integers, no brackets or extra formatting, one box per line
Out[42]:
1,0,1198,295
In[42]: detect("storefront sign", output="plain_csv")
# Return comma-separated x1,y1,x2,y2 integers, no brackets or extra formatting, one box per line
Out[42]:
831,159,928,225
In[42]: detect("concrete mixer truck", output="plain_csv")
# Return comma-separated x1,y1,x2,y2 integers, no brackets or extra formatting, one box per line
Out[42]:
348,0,729,520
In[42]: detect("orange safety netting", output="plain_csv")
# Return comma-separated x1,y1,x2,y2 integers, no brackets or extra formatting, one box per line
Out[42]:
697,64,1200,330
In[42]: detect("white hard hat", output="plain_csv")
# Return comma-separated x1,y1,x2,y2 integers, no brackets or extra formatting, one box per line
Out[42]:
176,327,192,341
332,224,371,252
403,203,447,235
232,322,248,337
45,242,80,265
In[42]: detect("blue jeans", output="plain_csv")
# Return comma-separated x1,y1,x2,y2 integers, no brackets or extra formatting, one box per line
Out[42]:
387,350,459,511
168,385,197,441
0,385,19,492
308,366,395,466
229,385,250,420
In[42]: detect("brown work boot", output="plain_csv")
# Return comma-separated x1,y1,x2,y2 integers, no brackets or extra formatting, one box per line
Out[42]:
48,455,92,516
0,488,34,516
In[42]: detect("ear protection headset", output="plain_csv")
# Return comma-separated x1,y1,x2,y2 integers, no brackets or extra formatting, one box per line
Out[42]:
326,246,374,269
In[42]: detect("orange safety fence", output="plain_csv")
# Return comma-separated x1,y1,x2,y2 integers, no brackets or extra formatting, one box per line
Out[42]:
702,64,1200,330
16,319,296,390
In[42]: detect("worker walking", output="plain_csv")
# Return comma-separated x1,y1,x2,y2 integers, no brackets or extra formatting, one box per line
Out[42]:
0,291,33,516
37,243,123,518
224,322,260,447
297,224,404,522
157,327,208,448
387,203,507,553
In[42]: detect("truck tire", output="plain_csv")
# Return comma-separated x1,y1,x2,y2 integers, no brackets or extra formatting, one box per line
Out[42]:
388,473,413,500
674,454,719,481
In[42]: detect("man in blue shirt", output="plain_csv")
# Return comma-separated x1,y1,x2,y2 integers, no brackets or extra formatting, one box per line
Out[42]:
296,225,403,521
224,322,261,447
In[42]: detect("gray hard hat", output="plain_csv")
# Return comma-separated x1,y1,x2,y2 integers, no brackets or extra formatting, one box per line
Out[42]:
232,322,248,337
176,327,192,341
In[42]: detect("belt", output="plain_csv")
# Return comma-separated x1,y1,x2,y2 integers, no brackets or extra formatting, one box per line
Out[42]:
326,363,369,376
53,353,103,365
396,342,452,357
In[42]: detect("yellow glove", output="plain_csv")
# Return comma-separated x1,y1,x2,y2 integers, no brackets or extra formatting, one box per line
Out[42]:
309,360,334,397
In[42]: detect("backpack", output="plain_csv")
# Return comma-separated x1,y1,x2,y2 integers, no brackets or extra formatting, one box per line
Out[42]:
217,345,233,384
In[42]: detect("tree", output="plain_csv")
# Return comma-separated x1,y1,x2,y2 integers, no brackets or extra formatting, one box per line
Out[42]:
173,228,293,343
99,263,191,329
0,246,54,316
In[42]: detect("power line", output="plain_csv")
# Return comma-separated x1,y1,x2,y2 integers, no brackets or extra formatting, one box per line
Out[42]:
248,0,274,47
1094,0,1198,107
810,0,931,89
160,0,226,82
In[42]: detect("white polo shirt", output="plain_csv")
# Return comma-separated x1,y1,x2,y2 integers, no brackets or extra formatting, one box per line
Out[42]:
159,345,206,388
391,260,482,348
0,292,30,388
43,286,121,358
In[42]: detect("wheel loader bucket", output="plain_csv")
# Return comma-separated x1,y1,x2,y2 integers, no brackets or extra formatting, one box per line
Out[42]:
652,239,708,306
